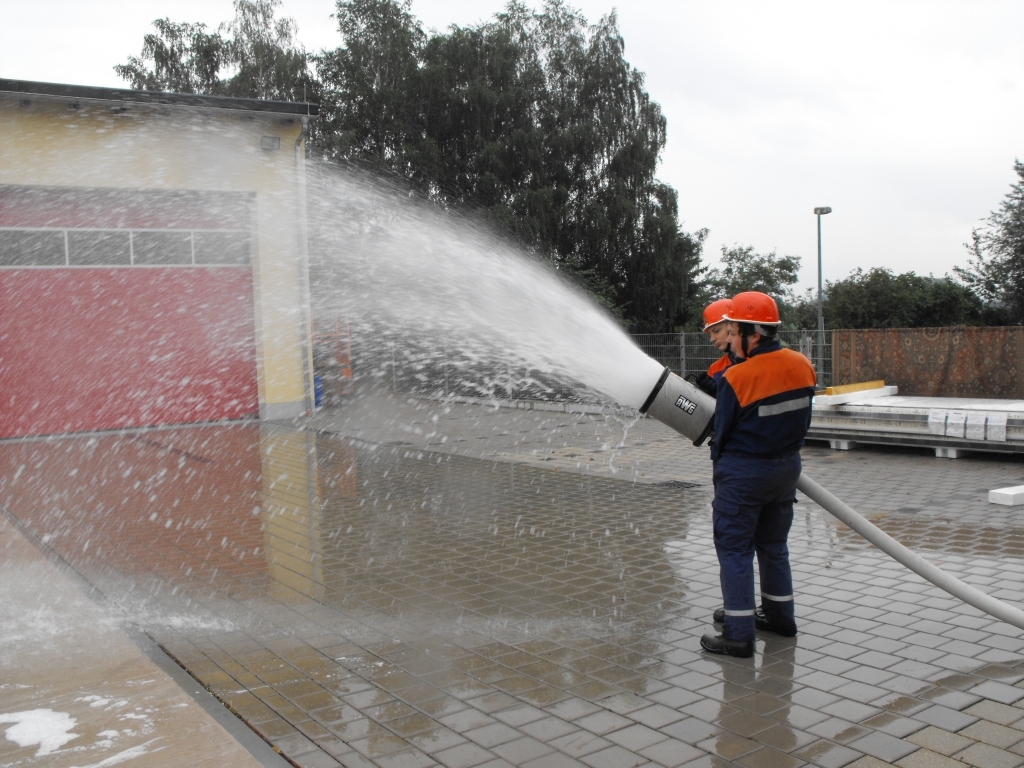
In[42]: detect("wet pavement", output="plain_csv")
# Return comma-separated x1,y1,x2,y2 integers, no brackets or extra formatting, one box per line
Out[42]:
4,393,1024,767
0,511,267,768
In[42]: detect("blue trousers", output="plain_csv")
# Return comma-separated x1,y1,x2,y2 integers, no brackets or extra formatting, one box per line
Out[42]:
712,452,801,641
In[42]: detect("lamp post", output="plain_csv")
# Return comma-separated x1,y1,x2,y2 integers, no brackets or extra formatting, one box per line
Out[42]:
813,206,832,385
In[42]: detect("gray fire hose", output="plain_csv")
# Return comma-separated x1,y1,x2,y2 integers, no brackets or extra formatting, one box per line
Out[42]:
796,473,1024,630
640,367,1024,632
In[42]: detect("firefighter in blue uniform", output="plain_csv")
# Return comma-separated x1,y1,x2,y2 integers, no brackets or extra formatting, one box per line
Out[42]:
701,291,817,658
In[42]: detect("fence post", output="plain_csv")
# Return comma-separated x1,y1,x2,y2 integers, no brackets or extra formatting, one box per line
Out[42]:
679,331,686,377
443,341,449,397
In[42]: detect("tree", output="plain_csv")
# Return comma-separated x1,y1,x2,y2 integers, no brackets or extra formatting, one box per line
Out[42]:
220,0,314,102
117,0,704,330
115,0,312,102
703,245,801,325
313,0,423,164
955,160,1024,323
808,267,982,329
114,19,224,93
314,0,704,331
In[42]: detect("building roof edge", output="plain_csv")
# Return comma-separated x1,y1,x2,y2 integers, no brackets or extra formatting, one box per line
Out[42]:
0,78,319,116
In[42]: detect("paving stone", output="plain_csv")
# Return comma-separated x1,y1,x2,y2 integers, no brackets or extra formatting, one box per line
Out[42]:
521,754,589,768
16,412,1024,768
491,736,554,764
410,728,468,754
635,738,704,768
550,731,615,758
577,711,636,736
958,719,1024,749
579,745,649,768
749,722,817,753
375,750,439,768
914,704,979,732
694,732,761,760
808,718,869,744
894,748,966,767
433,742,496,768
922,688,985,710
969,681,1024,705
953,741,1024,768
793,738,864,768
631,704,687,729
821,700,879,723
964,700,1024,726
660,718,723,745
605,724,668,751
906,726,974,756
857,714,916,741
463,723,521,748
846,731,917,762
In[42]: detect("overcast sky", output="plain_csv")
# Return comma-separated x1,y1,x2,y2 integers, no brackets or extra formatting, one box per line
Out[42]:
3,0,1023,293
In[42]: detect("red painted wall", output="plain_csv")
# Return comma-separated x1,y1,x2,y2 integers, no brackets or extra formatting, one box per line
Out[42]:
0,267,258,438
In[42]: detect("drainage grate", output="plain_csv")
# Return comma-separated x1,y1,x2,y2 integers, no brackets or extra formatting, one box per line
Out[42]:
656,480,701,489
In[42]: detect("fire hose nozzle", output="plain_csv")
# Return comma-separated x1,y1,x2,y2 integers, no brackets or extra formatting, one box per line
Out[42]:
639,367,716,446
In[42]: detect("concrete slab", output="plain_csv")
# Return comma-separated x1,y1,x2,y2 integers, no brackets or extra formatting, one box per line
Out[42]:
990,486,1024,506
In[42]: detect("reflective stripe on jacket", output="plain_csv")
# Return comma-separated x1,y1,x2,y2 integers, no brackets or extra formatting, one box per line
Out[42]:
711,339,816,460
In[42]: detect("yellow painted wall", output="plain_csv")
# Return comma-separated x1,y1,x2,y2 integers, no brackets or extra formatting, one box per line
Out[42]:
258,426,323,603
0,93,313,417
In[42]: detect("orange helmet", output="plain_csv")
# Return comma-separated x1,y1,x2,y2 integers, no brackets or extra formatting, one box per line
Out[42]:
702,299,732,331
723,291,782,325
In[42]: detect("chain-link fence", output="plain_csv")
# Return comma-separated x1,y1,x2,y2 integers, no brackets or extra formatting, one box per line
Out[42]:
633,330,833,388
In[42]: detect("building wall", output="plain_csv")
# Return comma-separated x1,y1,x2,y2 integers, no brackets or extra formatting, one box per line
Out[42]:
0,93,313,423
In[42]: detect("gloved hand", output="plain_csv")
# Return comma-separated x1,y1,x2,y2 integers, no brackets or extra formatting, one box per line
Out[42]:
686,372,717,397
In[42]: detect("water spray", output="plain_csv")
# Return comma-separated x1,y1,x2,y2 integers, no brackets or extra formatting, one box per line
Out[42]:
639,366,1024,631
312,168,1024,631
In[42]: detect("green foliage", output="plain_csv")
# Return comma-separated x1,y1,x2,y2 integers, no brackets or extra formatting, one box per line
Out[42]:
114,19,224,93
116,0,703,330
312,0,424,164
954,160,1024,323
115,0,311,101
702,245,801,326
220,0,314,101
803,267,983,329
705,245,801,301
788,288,821,330
314,0,705,331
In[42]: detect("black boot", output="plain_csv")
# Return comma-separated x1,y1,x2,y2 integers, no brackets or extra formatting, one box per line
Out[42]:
758,607,797,637
712,606,797,637
700,633,754,658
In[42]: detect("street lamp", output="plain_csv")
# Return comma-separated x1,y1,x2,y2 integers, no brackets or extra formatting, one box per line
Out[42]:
813,206,832,385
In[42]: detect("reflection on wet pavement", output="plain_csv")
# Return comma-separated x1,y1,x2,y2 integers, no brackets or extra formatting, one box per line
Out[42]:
4,418,1024,767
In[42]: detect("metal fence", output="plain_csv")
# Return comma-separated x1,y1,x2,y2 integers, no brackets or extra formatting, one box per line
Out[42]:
323,327,833,406
632,330,833,388
335,335,594,404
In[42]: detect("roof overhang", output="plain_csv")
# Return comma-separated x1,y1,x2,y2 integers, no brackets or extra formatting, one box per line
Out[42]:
0,77,319,117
